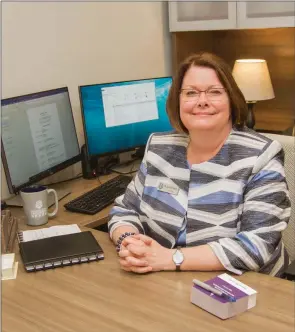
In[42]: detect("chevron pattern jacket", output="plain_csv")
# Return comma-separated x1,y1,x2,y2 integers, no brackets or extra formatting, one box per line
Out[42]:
108,128,291,276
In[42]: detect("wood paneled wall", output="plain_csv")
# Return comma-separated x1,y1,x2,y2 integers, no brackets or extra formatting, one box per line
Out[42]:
172,28,295,132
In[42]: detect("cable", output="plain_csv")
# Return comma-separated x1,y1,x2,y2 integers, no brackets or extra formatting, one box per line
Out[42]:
97,176,102,185
110,169,138,175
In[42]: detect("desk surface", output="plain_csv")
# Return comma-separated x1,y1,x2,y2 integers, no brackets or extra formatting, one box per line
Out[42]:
4,176,295,331
2,228,295,332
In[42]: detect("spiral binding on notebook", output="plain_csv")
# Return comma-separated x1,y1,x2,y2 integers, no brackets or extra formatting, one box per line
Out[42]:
24,252,104,272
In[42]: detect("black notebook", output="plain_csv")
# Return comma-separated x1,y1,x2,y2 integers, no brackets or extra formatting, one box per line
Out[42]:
19,231,104,272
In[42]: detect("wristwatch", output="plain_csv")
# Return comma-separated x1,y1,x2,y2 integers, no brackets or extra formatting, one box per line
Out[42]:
172,246,184,271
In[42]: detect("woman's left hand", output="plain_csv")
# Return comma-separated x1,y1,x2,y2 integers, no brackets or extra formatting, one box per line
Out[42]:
119,234,175,272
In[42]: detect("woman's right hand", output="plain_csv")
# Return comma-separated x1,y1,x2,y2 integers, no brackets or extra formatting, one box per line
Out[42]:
118,237,153,274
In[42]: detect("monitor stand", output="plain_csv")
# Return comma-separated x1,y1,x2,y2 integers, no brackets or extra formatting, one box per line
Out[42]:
131,146,145,159
110,159,141,175
5,188,71,208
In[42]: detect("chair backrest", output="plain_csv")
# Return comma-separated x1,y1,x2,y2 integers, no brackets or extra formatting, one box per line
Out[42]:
260,133,295,261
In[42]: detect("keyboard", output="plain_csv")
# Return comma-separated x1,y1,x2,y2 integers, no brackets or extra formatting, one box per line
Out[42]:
64,175,131,215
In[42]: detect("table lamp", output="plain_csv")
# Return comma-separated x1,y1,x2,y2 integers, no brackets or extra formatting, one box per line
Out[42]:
232,59,275,129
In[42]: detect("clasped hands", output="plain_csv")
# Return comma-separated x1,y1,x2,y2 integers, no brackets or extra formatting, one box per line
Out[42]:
118,234,175,273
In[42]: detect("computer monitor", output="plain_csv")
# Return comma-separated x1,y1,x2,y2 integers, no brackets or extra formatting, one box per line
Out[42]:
79,76,173,159
1,87,81,203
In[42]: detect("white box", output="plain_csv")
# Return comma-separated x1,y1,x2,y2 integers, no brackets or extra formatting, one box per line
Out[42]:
191,273,257,319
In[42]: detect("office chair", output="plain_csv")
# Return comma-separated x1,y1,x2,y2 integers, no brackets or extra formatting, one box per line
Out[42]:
261,133,295,280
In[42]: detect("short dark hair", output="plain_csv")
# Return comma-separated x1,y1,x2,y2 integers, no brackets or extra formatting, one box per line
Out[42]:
166,52,248,133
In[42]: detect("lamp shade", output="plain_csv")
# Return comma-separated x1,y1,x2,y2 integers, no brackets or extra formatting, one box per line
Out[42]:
232,59,275,102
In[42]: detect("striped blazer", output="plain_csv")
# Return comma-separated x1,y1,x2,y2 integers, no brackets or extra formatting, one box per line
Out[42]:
108,128,291,276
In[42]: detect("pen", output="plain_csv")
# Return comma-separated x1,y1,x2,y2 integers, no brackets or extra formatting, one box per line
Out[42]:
192,279,236,302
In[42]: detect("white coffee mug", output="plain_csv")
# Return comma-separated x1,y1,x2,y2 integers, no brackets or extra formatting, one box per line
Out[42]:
20,185,58,226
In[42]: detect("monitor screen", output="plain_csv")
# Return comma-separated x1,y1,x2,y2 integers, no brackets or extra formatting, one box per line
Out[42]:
1,87,81,194
79,77,173,157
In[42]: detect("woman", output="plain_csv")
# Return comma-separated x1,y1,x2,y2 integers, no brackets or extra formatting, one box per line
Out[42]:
108,52,291,276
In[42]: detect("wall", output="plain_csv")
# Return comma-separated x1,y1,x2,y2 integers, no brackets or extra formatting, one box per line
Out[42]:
1,1,172,199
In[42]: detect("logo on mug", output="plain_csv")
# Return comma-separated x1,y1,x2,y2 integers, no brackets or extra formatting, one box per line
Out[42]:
31,200,46,219
35,200,43,209
31,208,47,219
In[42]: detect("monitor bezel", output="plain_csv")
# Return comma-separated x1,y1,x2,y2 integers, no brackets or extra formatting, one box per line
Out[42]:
79,76,172,158
1,86,81,194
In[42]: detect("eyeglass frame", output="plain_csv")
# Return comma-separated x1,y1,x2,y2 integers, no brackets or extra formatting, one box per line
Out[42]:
179,86,227,102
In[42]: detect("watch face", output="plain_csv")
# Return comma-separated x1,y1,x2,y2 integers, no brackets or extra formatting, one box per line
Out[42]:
173,249,184,265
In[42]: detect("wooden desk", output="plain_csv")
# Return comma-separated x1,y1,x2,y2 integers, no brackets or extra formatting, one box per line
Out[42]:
3,175,295,331
2,229,294,332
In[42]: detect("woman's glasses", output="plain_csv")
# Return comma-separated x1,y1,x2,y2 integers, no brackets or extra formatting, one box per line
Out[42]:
180,87,226,102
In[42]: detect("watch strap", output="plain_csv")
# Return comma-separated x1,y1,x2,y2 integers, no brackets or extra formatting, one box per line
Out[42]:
174,246,183,272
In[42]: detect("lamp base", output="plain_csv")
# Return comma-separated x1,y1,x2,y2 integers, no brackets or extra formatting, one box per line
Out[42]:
246,103,256,129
